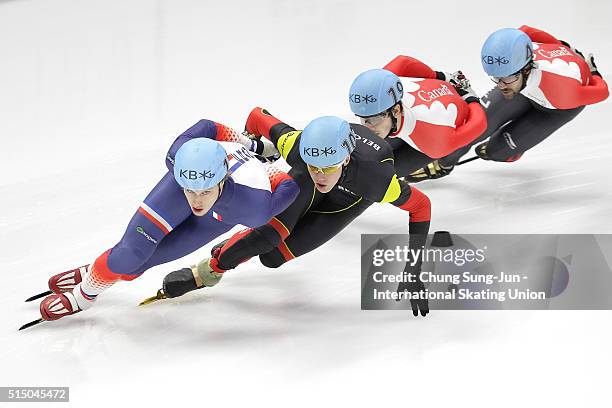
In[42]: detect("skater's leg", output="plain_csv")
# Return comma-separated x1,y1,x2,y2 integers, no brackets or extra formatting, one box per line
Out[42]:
438,87,533,167
259,196,372,268
73,173,192,308
477,105,585,162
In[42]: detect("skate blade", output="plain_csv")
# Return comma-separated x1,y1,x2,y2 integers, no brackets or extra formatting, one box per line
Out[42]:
25,290,53,302
138,289,167,306
19,318,45,331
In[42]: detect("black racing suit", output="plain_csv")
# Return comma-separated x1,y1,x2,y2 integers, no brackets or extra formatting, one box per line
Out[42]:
440,86,585,165
210,109,432,271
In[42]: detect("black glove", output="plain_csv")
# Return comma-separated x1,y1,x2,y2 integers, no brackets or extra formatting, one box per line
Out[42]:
162,267,202,298
397,263,429,317
585,53,602,77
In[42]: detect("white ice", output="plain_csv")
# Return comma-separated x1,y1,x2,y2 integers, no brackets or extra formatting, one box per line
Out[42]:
1,0,611,406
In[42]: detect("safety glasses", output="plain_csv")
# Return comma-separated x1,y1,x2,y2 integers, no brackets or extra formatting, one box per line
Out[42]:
490,72,521,85
307,163,343,175
358,111,388,127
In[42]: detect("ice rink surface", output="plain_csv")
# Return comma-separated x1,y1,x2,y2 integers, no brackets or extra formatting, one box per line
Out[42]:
1,0,611,406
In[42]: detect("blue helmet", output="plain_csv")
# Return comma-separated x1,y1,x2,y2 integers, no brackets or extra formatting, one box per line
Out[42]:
349,68,404,117
299,116,356,168
173,138,228,190
481,28,534,77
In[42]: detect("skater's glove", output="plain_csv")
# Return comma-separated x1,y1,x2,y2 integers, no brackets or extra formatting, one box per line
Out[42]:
436,70,470,89
260,136,281,161
450,71,480,104
193,258,225,287
437,71,480,104
435,71,453,82
241,130,281,160
397,263,429,317
162,267,202,298
585,53,602,77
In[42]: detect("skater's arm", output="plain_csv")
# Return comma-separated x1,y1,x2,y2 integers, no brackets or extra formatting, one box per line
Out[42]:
575,75,609,105
518,25,562,45
190,176,301,276
529,72,610,109
386,180,431,235
517,27,609,108
211,170,312,272
237,178,301,229
385,55,463,84
397,99,487,159
386,179,431,316
245,107,304,168
368,158,431,235
435,102,488,158
384,55,438,79
166,120,263,172
267,170,300,217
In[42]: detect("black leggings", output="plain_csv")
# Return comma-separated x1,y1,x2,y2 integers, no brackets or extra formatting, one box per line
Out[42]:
440,87,584,165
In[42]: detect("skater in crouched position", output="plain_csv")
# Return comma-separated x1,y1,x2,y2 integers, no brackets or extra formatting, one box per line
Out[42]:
37,120,299,322
157,109,432,316
348,57,487,181
417,25,609,179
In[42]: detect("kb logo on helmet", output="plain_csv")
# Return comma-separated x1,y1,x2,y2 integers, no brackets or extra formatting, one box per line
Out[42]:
482,55,509,65
179,169,215,180
303,146,337,157
349,93,377,104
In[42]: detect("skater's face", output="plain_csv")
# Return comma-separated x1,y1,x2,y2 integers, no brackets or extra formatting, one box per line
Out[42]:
359,104,401,138
307,156,350,193
183,181,224,216
492,72,524,99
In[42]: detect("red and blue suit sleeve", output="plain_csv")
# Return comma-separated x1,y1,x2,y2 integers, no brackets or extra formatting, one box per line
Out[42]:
165,119,248,172
267,167,300,216
216,177,299,229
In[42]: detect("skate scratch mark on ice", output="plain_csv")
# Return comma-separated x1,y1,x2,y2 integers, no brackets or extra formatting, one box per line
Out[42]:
503,170,588,187
444,204,490,215
505,182,597,202
550,206,590,216
564,153,612,163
